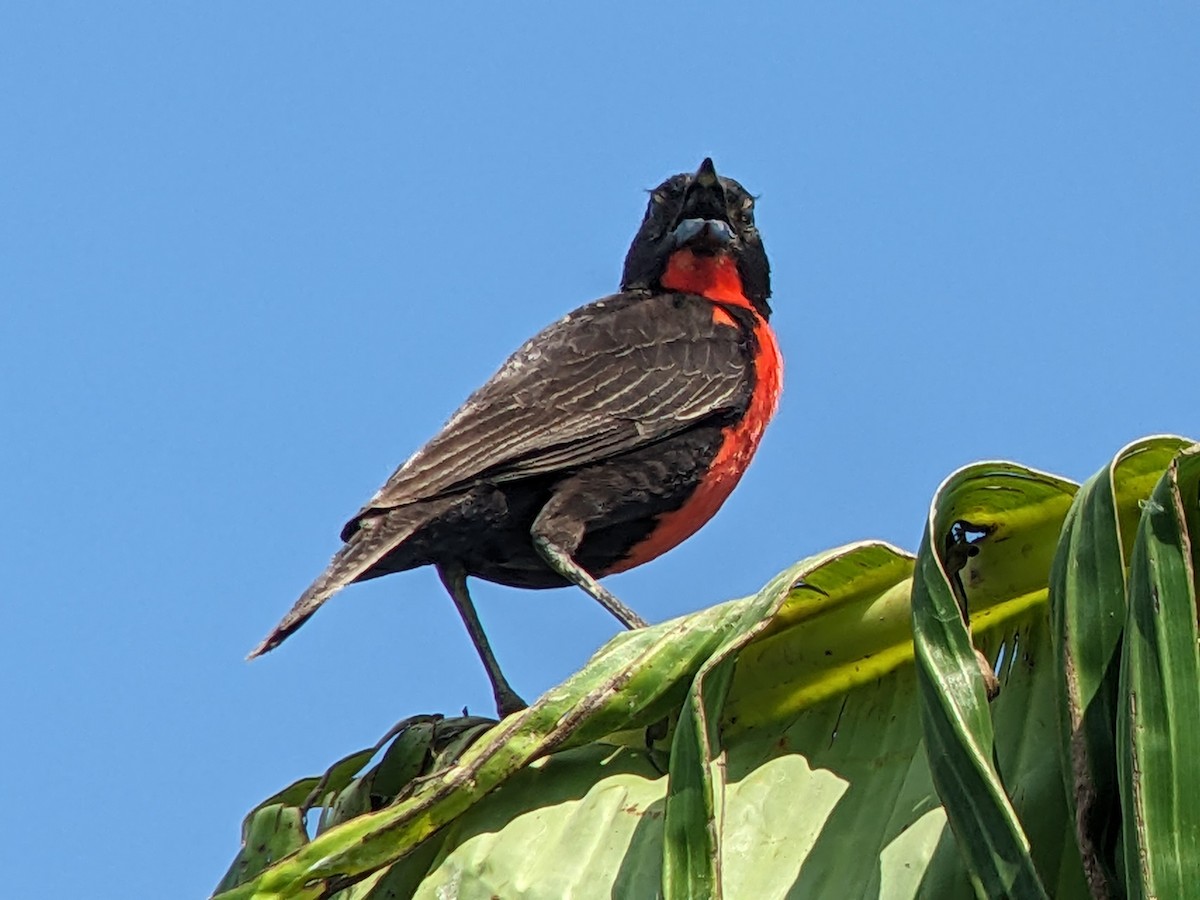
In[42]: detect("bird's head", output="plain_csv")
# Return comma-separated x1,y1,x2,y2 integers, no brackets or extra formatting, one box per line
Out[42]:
621,158,771,317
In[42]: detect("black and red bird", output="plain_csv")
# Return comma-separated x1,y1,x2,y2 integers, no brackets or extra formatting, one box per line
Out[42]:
250,159,782,716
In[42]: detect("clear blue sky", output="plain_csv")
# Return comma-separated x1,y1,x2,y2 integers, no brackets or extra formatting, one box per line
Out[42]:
3,5,1197,896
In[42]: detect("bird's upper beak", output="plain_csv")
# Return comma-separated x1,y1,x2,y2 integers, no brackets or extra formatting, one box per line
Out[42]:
670,158,734,251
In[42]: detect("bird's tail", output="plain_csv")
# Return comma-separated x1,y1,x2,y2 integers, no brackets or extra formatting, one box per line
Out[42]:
247,509,426,659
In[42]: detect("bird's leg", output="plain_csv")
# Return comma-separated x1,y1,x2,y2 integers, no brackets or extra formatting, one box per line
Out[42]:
436,562,527,718
530,517,649,630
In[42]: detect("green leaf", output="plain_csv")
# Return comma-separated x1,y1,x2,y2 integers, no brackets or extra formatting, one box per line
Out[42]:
393,537,1086,899
913,461,1077,899
318,718,445,835
213,804,309,896
429,718,498,770
213,600,744,898
366,718,438,803
662,552,846,899
1050,435,1189,896
1118,444,1200,898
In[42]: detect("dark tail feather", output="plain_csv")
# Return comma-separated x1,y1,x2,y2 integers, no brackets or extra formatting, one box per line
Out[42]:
247,512,423,659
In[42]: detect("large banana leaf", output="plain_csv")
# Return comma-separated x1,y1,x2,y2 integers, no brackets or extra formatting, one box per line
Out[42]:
1049,436,1192,898
1117,445,1200,898
215,436,1198,900
912,461,1078,899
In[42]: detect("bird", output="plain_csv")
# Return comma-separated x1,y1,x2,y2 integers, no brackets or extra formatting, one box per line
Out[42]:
249,158,782,718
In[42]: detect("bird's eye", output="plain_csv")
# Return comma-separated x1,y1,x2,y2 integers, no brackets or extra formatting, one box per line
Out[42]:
733,194,755,228
652,190,669,207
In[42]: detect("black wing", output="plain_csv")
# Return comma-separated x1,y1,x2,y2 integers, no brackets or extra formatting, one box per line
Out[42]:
343,291,755,537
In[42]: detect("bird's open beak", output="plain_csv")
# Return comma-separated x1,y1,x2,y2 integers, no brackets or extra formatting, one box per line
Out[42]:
670,158,734,251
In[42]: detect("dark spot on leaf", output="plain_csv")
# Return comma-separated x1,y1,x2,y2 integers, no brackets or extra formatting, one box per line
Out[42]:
792,577,830,596
944,520,992,570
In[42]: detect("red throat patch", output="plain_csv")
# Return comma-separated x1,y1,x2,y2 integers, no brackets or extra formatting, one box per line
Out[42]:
660,250,749,307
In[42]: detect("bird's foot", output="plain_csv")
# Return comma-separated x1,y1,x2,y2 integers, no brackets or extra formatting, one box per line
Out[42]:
495,688,528,719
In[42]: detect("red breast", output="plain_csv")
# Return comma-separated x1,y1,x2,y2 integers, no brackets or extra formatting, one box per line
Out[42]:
606,249,783,573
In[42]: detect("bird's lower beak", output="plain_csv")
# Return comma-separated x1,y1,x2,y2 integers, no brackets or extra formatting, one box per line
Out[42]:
671,217,735,250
